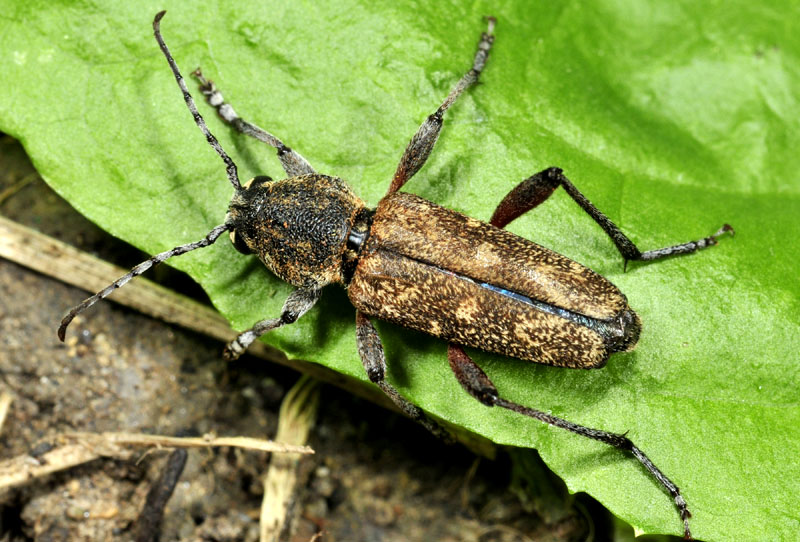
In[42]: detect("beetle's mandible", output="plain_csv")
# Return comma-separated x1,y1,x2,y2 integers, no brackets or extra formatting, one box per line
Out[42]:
59,12,734,539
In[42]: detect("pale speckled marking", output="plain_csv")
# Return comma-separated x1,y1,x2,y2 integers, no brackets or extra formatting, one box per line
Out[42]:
368,192,629,321
474,242,503,268
348,247,610,368
455,298,481,322
512,321,529,343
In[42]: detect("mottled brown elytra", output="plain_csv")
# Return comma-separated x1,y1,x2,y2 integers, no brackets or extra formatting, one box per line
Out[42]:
58,12,734,539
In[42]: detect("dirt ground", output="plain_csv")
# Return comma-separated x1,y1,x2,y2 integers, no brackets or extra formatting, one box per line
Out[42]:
0,134,609,542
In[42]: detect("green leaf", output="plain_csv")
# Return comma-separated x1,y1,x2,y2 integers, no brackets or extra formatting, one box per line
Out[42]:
2,2,798,540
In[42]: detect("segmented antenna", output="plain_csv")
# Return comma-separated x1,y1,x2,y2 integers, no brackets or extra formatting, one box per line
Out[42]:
153,10,242,191
58,224,229,341
58,13,247,341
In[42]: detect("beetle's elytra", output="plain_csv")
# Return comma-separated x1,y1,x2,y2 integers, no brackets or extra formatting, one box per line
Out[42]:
348,190,642,368
58,12,734,539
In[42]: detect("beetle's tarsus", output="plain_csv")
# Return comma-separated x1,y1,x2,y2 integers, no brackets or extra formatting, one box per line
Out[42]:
677,494,693,539
715,223,735,238
221,288,322,361
223,336,247,361
191,68,210,87
484,16,497,34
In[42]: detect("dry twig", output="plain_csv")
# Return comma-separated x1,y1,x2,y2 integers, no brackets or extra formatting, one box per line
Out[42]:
0,431,313,493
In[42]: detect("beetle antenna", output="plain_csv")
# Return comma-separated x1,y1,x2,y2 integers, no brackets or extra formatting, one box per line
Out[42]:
153,11,242,191
58,223,230,341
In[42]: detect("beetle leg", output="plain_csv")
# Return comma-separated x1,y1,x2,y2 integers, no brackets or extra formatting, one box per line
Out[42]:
489,168,561,229
387,17,496,195
224,287,322,360
191,69,315,178
490,167,734,269
355,311,452,441
447,343,693,540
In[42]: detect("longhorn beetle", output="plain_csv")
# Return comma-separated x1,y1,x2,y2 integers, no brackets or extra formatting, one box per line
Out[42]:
59,12,733,539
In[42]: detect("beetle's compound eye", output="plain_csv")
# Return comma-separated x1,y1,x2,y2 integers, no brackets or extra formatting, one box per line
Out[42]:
242,175,273,190
229,230,252,255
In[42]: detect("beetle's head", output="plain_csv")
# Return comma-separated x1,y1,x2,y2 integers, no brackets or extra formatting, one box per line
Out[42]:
226,174,368,288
